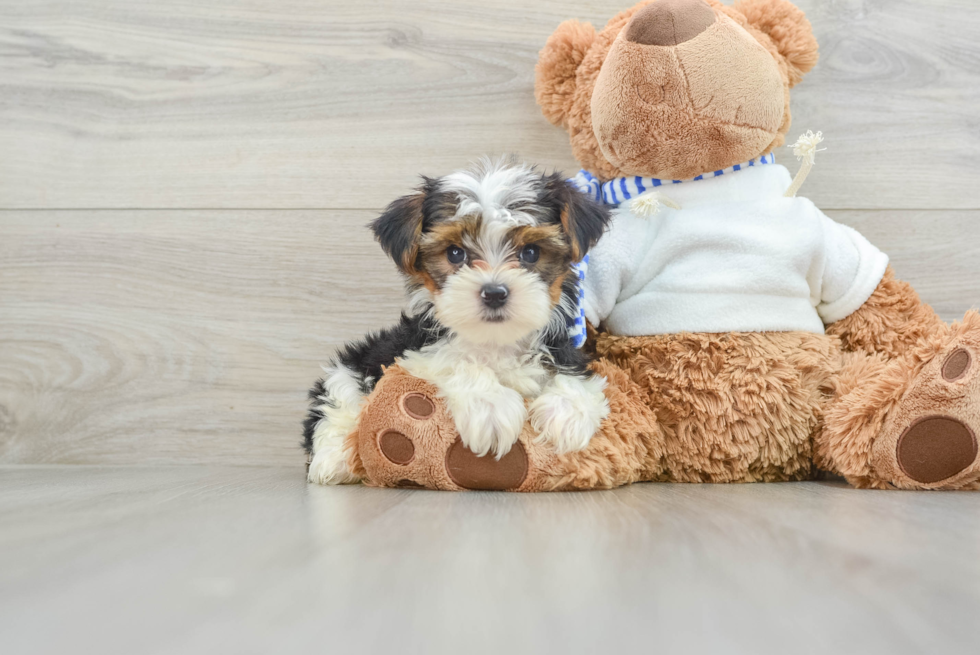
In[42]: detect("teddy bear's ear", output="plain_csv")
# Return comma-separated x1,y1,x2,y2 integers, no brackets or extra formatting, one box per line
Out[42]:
733,0,819,87
535,19,598,127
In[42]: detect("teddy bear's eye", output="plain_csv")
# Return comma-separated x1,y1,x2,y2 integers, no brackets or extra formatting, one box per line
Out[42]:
520,244,540,264
446,245,466,265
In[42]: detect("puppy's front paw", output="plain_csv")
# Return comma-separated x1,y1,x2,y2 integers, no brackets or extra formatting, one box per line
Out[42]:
448,386,527,459
307,400,362,485
530,374,609,454
308,444,360,485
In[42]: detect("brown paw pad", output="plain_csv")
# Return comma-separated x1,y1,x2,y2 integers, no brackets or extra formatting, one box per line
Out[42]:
897,416,978,484
446,437,528,491
403,393,435,419
379,430,415,465
942,348,973,382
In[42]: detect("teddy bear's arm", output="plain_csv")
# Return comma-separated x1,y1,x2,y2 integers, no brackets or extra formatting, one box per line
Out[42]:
579,212,649,327
814,215,890,326
826,267,946,360
809,208,944,360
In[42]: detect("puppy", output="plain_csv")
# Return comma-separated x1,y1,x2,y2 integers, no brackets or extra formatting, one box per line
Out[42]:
303,159,611,485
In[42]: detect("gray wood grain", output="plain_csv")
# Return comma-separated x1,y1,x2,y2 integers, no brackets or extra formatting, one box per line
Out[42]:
1,467,978,655
1,209,977,466
0,210,402,466
1,0,979,210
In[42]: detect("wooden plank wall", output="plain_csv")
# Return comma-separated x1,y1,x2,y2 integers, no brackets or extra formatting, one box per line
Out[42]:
2,0,978,466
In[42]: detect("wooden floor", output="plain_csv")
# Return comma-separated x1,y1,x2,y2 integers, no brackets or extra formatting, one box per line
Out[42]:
2,1,980,651
3,467,979,655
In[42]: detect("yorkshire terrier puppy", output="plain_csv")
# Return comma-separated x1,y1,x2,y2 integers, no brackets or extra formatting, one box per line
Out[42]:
304,159,611,484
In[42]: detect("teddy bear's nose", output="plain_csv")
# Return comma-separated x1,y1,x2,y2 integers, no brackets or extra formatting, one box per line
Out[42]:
624,0,716,46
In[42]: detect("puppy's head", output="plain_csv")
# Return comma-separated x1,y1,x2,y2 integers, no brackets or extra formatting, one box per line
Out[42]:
372,159,609,345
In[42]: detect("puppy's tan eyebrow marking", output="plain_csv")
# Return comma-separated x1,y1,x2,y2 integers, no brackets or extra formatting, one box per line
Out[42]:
422,221,469,246
509,224,566,246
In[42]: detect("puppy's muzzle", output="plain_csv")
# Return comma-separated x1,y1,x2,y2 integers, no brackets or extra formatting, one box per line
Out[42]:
480,284,509,309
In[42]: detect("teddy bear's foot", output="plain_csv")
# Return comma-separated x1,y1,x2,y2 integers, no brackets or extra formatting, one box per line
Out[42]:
870,317,980,490
350,365,561,491
349,360,666,491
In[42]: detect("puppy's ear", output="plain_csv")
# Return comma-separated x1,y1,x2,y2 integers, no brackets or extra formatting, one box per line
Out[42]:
371,188,427,274
544,174,610,261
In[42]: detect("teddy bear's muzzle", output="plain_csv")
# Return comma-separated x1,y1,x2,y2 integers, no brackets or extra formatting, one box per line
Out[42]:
590,4,787,180
624,0,716,47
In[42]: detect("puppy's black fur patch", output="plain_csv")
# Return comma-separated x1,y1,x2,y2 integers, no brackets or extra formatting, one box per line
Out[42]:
302,311,446,454
539,173,610,259
371,177,455,273
538,276,593,377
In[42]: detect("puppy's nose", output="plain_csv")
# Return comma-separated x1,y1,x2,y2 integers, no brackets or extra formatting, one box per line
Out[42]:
624,0,716,47
480,284,509,309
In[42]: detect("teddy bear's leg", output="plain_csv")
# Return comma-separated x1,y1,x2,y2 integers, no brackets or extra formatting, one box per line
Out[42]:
349,362,667,491
593,330,838,483
818,313,980,490
818,266,980,489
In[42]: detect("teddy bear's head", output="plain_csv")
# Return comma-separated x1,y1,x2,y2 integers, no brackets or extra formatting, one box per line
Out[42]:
535,0,818,181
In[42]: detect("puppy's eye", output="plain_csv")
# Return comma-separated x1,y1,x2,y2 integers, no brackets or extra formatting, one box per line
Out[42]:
446,245,466,265
520,244,540,264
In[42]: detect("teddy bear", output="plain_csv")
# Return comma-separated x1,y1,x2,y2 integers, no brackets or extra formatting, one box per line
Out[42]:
321,0,980,491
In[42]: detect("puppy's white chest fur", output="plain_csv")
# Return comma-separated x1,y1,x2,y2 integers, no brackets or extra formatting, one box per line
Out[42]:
400,338,549,399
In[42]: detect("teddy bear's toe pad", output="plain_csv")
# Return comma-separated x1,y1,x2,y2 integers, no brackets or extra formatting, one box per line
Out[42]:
379,430,415,465
942,348,972,382
896,416,978,484
403,393,435,419
446,437,528,491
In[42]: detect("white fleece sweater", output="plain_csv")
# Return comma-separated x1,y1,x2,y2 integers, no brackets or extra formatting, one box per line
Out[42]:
582,164,889,336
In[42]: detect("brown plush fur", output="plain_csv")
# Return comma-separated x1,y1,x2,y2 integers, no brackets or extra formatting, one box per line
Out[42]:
534,0,818,180
591,331,839,482
351,296,980,491
352,336,827,490
732,0,819,86
818,312,980,490
536,4,649,181
826,267,948,359
590,14,787,179
335,0,980,492
535,20,598,129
